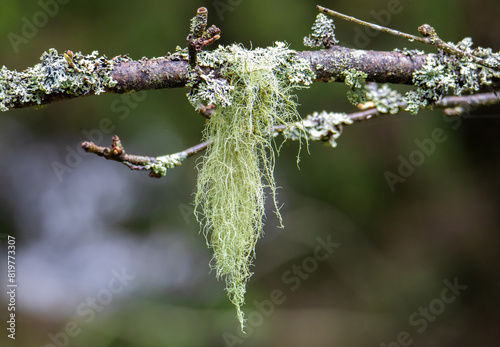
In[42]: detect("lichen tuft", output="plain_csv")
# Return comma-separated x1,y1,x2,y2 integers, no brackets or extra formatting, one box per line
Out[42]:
191,42,314,331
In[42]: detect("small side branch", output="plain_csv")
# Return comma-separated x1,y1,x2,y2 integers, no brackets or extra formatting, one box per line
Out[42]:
317,5,428,44
435,92,500,116
435,92,500,108
81,91,499,178
82,135,157,171
182,140,211,157
317,5,500,72
352,91,500,120
187,7,221,69
81,135,210,177
198,104,215,118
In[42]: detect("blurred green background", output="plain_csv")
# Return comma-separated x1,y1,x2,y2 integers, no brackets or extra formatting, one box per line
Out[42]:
1,0,499,346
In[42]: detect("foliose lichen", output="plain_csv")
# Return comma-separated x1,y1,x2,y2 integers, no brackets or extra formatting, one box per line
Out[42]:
187,71,234,110
343,68,368,105
405,37,500,114
303,13,338,48
364,83,404,114
281,111,353,147
0,49,119,112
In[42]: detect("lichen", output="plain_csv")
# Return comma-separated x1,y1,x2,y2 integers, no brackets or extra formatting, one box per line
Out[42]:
0,49,120,111
303,13,338,48
405,37,500,114
190,42,314,331
364,83,404,114
281,111,353,147
343,68,367,105
190,7,208,37
187,71,234,111
145,152,188,176
393,47,426,56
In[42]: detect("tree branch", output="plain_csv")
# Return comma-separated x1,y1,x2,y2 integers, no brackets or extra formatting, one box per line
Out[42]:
317,6,500,72
296,47,426,84
81,91,499,178
81,135,210,177
2,47,429,111
4,39,499,111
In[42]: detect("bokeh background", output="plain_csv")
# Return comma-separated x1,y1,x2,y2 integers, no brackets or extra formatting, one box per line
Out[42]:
1,0,499,346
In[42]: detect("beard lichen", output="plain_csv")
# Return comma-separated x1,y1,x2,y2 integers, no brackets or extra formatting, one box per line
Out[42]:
190,42,313,331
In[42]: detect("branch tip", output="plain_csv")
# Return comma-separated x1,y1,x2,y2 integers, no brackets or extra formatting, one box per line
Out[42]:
187,7,221,68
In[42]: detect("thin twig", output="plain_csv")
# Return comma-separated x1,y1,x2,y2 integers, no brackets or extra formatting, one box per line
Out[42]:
82,135,212,177
435,91,500,108
348,106,388,122
82,92,500,177
351,92,500,121
81,135,158,168
316,5,500,72
316,5,429,45
183,140,211,156
187,7,221,69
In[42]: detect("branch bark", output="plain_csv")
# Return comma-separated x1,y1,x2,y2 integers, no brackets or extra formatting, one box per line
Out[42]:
5,47,427,110
297,46,426,84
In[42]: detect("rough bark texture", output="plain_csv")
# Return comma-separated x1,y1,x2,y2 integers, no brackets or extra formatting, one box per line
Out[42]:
298,46,427,84
110,58,190,93
109,48,427,92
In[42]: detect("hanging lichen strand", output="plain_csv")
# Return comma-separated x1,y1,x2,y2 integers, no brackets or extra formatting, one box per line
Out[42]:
190,43,314,330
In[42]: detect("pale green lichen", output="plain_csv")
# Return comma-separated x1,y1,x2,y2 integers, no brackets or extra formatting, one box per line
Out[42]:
195,42,315,85
190,8,208,37
190,42,314,331
187,71,234,111
393,47,426,56
405,37,500,114
343,68,367,105
187,42,313,111
281,111,353,147
404,90,430,115
364,83,404,114
303,13,338,48
0,49,119,111
145,152,188,176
